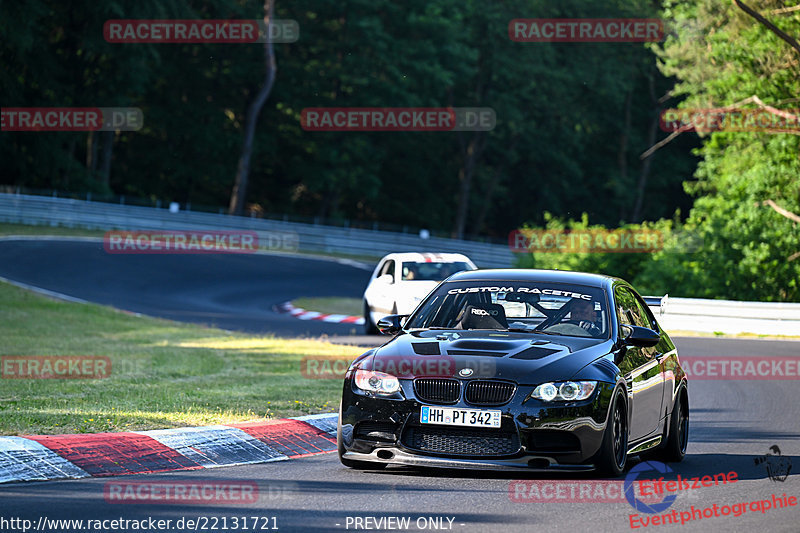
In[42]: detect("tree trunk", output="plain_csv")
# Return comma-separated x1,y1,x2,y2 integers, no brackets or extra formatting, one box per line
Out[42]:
86,131,98,173
63,137,76,189
228,0,277,216
473,136,518,235
450,35,492,240
97,130,115,189
617,91,632,221
452,131,487,239
472,165,502,237
631,75,661,222
317,186,340,220
631,113,659,222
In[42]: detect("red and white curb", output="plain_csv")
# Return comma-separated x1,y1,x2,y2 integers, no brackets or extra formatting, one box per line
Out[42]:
275,301,364,325
0,413,337,484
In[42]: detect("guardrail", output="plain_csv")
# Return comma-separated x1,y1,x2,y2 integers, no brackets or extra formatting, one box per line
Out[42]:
2,192,798,336
650,297,800,337
0,193,515,268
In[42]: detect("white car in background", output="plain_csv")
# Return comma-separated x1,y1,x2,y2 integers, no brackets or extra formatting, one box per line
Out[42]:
362,252,477,334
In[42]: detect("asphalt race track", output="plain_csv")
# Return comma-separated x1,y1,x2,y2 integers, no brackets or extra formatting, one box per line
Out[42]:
0,238,372,337
2,335,799,533
1,238,799,532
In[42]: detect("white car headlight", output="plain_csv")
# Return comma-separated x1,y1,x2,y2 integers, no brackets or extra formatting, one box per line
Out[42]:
531,381,597,402
354,369,401,395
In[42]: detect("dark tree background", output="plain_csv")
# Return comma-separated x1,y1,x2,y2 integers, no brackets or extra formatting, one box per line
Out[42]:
3,0,798,299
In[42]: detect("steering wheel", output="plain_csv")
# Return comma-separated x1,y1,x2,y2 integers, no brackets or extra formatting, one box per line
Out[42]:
545,323,594,337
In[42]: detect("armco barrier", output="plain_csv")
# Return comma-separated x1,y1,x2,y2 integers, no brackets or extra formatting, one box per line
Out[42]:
0,193,514,268
651,297,800,336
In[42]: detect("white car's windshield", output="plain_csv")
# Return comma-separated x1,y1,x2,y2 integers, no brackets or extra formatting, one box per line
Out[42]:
401,261,473,281
406,280,609,338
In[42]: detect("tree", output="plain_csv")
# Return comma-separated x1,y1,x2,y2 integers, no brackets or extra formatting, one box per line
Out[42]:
228,0,277,216
640,0,800,300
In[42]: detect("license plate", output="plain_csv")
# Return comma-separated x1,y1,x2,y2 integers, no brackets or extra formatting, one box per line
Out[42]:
420,406,501,428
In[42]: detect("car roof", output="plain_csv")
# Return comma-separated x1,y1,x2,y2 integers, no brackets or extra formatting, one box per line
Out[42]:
445,268,622,289
380,252,474,263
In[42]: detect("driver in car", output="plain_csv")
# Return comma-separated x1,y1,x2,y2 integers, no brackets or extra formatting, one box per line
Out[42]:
571,299,602,336
403,263,418,280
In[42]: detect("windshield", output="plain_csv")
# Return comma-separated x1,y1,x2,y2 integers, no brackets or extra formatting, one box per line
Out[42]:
401,261,473,281
405,280,609,338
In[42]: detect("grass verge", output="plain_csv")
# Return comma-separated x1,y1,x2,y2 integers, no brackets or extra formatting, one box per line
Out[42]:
0,222,105,238
0,281,363,436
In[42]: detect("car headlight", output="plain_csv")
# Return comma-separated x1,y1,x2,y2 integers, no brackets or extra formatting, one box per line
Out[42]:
354,369,401,395
530,381,597,402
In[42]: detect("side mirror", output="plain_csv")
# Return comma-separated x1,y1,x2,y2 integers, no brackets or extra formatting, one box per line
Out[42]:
377,314,407,335
377,274,394,284
621,325,660,347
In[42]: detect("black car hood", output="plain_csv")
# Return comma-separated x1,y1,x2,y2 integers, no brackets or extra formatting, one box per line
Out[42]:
362,330,614,385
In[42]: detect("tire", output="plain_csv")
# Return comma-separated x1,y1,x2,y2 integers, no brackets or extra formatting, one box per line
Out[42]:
337,422,387,470
363,301,379,335
595,389,629,476
659,391,688,462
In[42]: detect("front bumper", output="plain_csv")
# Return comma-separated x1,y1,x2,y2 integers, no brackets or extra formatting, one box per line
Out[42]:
339,378,616,470
341,447,594,471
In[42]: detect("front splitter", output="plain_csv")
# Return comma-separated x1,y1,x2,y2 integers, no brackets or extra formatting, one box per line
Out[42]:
343,448,595,472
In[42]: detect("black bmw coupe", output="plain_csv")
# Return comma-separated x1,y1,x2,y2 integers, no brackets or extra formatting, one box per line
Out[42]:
337,269,688,475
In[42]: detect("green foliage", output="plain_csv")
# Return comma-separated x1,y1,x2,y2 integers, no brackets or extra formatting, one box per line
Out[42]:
513,213,701,295
4,0,798,301
2,0,694,234
650,0,800,300
515,1,800,302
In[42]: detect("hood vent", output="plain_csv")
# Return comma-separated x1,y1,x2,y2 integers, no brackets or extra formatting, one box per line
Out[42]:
510,347,560,360
447,349,507,357
412,342,441,355
450,339,517,351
